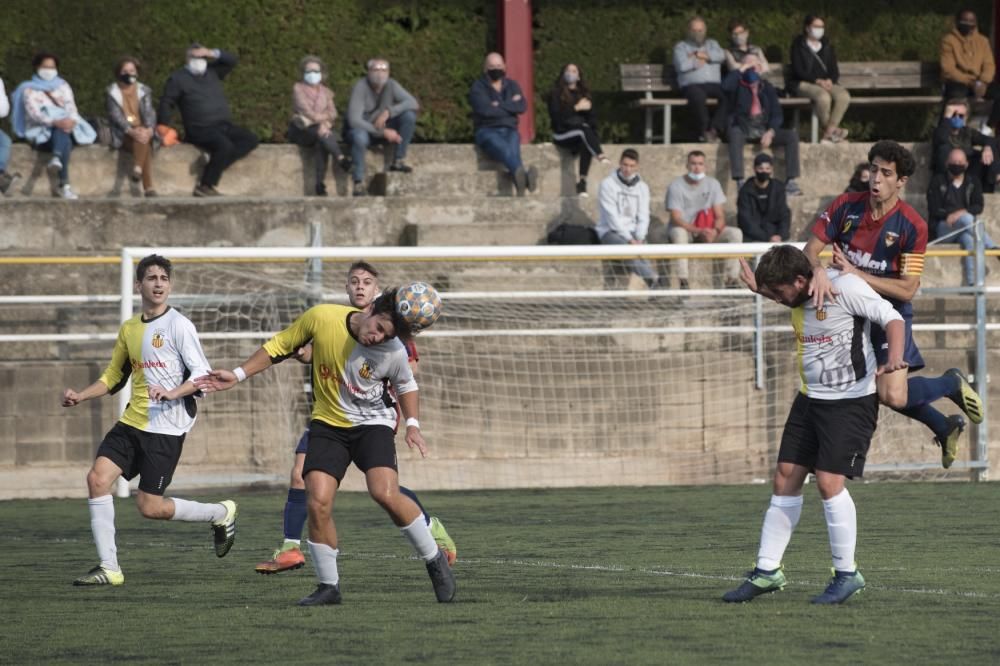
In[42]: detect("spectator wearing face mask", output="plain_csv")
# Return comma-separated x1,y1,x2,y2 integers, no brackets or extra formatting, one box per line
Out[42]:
158,43,259,197
289,55,350,197
548,62,609,197
789,15,850,144
469,52,538,197
107,56,158,197
941,9,1000,130
344,58,419,197
673,16,727,143
933,98,1000,192
845,162,870,193
724,19,769,73
736,154,790,244
0,75,20,196
596,148,657,287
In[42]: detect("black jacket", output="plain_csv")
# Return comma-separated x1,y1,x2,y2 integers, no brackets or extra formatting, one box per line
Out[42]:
722,71,783,131
158,51,238,130
788,35,840,94
469,76,525,130
547,87,597,135
737,179,791,241
927,172,983,228
931,118,997,172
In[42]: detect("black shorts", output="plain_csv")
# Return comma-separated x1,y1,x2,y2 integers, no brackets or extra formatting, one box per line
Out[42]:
777,392,879,479
302,420,397,482
96,422,185,496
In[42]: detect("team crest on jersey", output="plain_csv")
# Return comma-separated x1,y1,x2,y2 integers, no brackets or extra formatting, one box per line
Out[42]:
151,329,166,349
358,357,377,380
884,231,899,247
816,308,827,321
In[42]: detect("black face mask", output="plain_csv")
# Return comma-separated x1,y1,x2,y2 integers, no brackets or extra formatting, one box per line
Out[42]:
754,171,771,183
957,23,975,36
118,73,137,85
947,163,967,176
486,68,505,81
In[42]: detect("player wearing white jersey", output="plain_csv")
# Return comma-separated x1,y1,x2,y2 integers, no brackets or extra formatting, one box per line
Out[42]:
723,245,906,605
62,255,238,586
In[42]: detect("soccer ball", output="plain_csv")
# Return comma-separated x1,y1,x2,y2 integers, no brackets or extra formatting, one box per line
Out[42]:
396,282,443,333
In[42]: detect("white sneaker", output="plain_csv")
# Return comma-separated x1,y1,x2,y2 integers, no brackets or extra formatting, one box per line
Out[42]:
47,157,63,176
58,184,79,200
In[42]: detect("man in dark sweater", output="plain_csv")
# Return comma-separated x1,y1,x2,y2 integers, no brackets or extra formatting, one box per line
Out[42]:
159,44,259,196
737,153,790,243
932,98,1000,192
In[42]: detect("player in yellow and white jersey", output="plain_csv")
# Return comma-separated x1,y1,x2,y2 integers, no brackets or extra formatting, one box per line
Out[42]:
61,255,238,587
195,288,455,606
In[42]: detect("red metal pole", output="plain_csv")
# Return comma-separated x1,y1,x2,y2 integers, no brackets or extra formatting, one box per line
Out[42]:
498,0,535,143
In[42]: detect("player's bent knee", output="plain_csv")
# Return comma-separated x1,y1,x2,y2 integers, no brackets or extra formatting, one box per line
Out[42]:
86,468,113,496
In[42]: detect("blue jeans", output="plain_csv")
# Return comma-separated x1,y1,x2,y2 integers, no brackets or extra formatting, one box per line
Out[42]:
474,126,522,174
0,129,11,171
346,109,417,183
35,128,73,184
600,230,657,285
936,213,998,286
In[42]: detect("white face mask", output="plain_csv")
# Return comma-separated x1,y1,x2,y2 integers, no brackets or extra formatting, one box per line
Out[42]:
187,58,208,76
304,71,322,85
37,68,58,82
809,27,825,40
687,171,706,181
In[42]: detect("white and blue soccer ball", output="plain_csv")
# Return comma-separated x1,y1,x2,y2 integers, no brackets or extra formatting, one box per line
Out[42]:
396,282,443,332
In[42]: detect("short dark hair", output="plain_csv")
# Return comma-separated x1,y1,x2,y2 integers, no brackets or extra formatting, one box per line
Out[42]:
803,14,824,29
956,8,976,22
947,97,969,109
868,140,915,178
369,287,413,341
114,55,140,77
727,18,747,33
620,148,639,162
754,245,813,291
32,51,59,69
347,260,379,279
687,150,706,161
136,254,172,282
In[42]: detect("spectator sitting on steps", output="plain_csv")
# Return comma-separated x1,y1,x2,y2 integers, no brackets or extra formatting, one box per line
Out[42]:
596,149,656,288
107,56,158,197
289,55,351,197
0,75,20,196
940,9,1000,133
548,63,609,199
672,15,727,143
932,98,1000,193
737,153,790,244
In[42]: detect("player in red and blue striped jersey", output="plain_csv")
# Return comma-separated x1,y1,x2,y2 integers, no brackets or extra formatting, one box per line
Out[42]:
804,140,983,468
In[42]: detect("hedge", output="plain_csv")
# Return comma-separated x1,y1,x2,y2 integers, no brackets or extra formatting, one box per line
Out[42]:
0,0,991,143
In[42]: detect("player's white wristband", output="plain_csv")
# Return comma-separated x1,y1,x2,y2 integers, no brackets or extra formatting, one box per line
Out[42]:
405,417,420,430
233,367,247,383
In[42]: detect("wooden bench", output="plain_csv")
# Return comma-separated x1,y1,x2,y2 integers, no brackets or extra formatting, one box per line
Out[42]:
621,61,943,144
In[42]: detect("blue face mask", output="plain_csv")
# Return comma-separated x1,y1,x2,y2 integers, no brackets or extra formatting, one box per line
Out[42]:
742,69,760,83
949,115,966,129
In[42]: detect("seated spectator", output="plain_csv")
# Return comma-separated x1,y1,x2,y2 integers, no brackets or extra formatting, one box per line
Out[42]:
595,148,656,287
158,44,259,197
344,58,418,197
673,16,727,142
737,154,790,243
666,150,743,288
107,56,157,197
845,162,870,193
928,148,999,286
932,98,999,192
724,19,770,73
289,55,350,197
940,9,1000,131
789,15,850,143
548,63,608,198
0,75,20,195
469,52,537,196
722,55,802,195
11,52,92,199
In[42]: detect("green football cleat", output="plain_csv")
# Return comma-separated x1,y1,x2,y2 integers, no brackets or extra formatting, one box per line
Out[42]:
935,415,966,469
811,568,865,605
722,566,786,603
429,517,457,566
946,368,983,425
73,565,124,586
212,500,238,558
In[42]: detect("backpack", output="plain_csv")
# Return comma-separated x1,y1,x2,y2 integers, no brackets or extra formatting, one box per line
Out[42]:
547,223,599,245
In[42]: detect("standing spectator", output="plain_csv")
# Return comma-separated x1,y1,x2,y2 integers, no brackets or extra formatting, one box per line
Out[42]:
673,16,727,143
927,148,998,286
12,52,88,199
595,149,656,287
845,162,870,193
107,56,158,197
548,63,609,197
666,150,743,288
0,75,20,195
289,56,350,197
789,15,851,143
344,58,419,197
723,55,802,195
724,19,770,73
737,154,790,243
469,52,537,196
940,9,1000,131
158,44,259,197
932,98,1000,192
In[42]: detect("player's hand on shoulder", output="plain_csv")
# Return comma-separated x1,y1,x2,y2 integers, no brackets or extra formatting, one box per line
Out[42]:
808,260,838,309
62,388,80,407
147,385,172,402
830,244,857,276
738,258,758,293
193,369,238,393
877,358,909,375
405,426,428,458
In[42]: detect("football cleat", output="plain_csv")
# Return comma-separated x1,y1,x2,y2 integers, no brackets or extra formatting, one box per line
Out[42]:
722,566,786,603
946,368,983,424
256,542,306,574
426,548,456,603
935,415,966,469
811,568,865,605
429,517,457,566
212,500,238,558
73,564,124,586
298,583,342,606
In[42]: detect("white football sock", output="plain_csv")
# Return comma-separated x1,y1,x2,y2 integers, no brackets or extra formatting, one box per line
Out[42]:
756,494,803,571
88,495,119,572
308,540,339,585
400,515,438,561
170,497,226,523
822,489,857,572
283,538,301,546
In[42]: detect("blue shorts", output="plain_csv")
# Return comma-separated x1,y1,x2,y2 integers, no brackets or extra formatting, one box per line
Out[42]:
871,307,924,372
294,429,309,455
